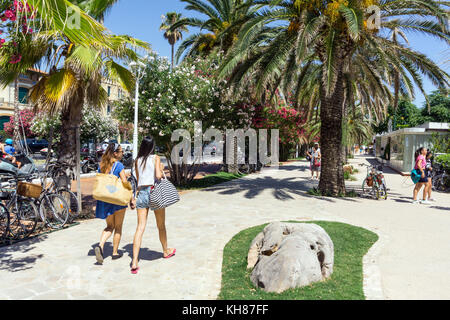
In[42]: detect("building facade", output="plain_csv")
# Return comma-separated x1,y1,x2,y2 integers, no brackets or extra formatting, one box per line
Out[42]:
375,122,449,174
101,78,127,116
0,70,127,131
0,68,46,131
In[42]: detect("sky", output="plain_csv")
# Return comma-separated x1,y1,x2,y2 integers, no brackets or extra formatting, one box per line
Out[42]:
103,0,449,109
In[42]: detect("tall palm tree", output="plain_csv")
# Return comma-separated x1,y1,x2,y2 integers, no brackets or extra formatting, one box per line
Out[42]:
160,12,188,70
219,0,449,195
0,0,149,166
170,0,260,63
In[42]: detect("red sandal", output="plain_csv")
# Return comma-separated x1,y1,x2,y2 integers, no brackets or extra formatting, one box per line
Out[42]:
131,267,139,274
164,248,176,259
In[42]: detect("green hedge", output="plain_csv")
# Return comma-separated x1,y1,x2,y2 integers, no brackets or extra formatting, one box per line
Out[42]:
435,154,450,170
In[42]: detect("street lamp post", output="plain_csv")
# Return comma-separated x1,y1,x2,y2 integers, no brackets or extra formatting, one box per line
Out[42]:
129,59,146,160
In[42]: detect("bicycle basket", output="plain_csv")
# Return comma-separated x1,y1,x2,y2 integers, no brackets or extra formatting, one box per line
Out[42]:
55,175,71,189
377,175,384,184
366,176,374,187
17,182,42,199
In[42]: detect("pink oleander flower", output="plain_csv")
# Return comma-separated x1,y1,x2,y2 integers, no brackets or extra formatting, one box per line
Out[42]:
9,54,22,64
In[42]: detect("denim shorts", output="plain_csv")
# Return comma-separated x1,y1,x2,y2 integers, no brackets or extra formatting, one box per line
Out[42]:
136,186,153,209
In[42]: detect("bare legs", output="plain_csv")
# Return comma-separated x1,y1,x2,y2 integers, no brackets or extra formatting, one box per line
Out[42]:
131,208,149,269
131,208,175,270
112,210,126,255
99,209,126,256
413,183,425,201
427,178,433,200
154,209,175,258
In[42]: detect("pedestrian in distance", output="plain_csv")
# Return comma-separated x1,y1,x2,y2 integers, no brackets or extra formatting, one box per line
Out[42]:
306,143,321,180
412,147,430,204
130,136,176,275
425,150,436,203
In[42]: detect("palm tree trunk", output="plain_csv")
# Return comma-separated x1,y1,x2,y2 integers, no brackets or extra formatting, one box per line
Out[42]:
318,65,346,196
13,78,21,149
171,44,175,71
58,91,84,167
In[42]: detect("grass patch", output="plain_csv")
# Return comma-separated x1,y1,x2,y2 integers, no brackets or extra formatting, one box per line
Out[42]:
178,172,246,190
344,171,357,181
218,221,378,300
288,157,305,161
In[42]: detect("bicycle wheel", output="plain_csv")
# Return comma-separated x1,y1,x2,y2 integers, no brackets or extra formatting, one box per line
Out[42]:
7,198,39,240
57,189,80,222
362,179,368,195
379,183,388,200
435,176,447,192
0,203,10,241
39,193,69,229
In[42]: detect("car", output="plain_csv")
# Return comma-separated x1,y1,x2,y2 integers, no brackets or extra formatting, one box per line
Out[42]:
120,141,133,152
24,139,49,153
40,148,56,157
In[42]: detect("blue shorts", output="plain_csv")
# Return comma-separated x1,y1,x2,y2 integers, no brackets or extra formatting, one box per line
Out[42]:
136,186,153,209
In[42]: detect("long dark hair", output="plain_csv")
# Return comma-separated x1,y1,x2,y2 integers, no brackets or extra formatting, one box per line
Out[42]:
136,136,155,170
415,147,425,160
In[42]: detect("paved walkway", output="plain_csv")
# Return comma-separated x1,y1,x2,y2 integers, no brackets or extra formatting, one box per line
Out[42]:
1,155,449,300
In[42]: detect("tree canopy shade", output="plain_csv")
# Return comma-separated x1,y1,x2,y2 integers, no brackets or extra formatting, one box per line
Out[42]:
218,0,450,195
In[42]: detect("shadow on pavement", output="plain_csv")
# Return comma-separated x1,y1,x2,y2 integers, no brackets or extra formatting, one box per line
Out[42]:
430,206,450,211
122,244,163,262
200,175,361,202
274,164,308,172
0,236,47,272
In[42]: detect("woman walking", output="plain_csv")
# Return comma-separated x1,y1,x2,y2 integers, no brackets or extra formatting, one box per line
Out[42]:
412,147,430,204
425,150,435,202
130,136,176,274
94,143,131,264
307,143,321,180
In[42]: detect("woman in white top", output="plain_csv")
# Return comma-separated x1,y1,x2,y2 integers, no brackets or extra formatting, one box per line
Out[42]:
130,136,176,274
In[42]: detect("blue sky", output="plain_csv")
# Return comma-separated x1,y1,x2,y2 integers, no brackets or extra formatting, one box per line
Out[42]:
104,0,449,109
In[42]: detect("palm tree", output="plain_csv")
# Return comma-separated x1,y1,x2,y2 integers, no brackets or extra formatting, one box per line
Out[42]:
219,0,449,195
160,12,188,70
72,0,120,23
342,105,373,159
170,0,259,63
0,0,149,166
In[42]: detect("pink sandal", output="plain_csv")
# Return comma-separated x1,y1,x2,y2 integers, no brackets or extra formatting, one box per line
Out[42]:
131,267,139,274
164,248,176,259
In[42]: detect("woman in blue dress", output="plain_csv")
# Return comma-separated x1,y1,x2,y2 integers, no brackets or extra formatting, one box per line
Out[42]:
94,143,133,264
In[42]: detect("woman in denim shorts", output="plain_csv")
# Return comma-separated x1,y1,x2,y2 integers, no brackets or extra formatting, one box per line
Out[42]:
130,136,176,274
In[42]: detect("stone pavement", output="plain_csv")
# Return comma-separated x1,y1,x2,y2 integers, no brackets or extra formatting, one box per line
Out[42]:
0,155,449,300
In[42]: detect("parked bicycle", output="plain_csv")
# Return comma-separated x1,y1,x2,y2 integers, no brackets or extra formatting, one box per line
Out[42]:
431,161,449,192
0,154,41,241
42,161,80,223
360,163,388,200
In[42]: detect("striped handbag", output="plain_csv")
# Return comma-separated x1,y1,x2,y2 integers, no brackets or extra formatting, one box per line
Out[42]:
149,172,180,210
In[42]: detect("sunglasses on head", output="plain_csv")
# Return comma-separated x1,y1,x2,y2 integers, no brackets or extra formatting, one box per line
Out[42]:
109,143,121,152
